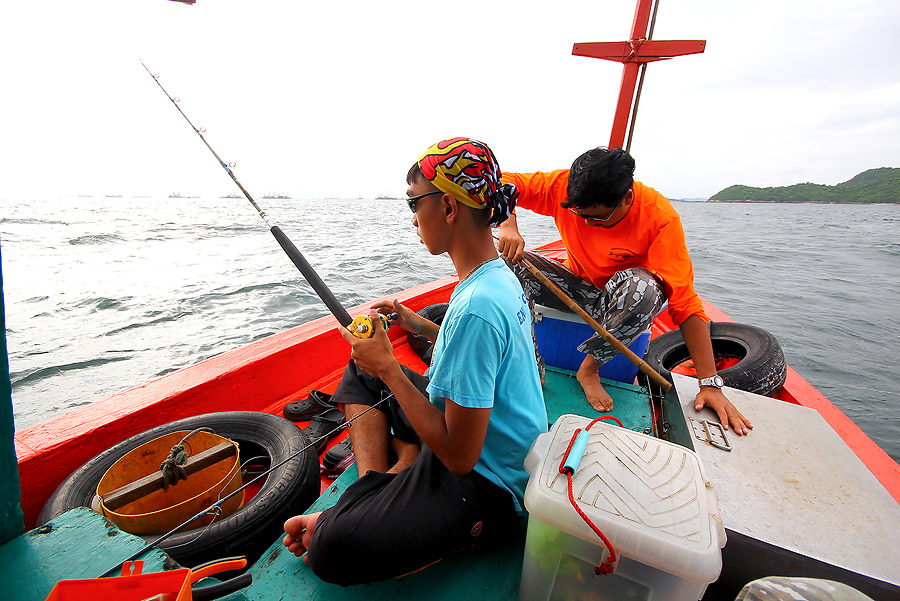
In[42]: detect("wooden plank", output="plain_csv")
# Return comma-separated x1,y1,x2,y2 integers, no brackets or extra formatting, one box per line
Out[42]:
102,442,236,511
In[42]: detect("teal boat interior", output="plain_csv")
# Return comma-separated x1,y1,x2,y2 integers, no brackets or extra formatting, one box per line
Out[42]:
4,366,658,601
9,356,900,600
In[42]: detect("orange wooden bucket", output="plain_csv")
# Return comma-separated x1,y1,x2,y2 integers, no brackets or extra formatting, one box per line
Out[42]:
96,430,243,534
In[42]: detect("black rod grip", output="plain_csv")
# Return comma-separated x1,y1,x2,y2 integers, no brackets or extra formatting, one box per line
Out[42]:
270,226,352,327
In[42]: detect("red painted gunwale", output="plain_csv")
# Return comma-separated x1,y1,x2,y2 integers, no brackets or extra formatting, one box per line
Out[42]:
14,278,453,528
14,243,900,530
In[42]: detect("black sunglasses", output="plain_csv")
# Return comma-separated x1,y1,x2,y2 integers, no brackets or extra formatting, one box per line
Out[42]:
568,201,621,224
405,190,443,213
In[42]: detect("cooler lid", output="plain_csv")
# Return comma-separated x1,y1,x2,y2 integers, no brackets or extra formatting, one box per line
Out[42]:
524,414,725,583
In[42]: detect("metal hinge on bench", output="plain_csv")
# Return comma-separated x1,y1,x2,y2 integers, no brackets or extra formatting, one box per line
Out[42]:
689,417,732,451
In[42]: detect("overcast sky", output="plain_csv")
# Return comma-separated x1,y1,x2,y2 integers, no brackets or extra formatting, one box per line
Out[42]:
2,0,897,201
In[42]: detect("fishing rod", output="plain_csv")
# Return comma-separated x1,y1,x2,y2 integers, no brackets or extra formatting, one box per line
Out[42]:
140,60,387,338
98,393,392,577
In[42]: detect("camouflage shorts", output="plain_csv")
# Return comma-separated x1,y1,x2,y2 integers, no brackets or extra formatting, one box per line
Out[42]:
506,251,666,367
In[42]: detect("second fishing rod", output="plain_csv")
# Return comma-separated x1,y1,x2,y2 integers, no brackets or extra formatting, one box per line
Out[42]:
93,64,400,578
141,60,389,338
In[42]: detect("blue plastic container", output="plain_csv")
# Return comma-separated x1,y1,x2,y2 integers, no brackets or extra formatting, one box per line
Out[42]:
533,304,650,384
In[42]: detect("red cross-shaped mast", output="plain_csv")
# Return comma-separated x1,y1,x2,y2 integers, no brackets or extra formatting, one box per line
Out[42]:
573,0,705,150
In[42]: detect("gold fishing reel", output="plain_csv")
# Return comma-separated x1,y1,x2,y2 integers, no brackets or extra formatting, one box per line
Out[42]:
349,313,392,339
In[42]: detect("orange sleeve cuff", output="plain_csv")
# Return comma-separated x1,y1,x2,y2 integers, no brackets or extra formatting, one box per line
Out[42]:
668,306,710,327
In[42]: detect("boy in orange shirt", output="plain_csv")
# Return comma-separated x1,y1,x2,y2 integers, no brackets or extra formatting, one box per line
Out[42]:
498,146,751,435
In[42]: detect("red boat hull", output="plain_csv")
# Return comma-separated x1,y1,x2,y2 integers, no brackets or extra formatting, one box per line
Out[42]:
14,246,900,528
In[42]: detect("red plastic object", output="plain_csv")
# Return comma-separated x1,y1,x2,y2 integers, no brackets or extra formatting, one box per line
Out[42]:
43,557,246,601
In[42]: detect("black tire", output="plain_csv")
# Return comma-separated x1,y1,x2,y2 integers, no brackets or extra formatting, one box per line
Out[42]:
645,322,787,396
38,411,320,567
407,303,448,364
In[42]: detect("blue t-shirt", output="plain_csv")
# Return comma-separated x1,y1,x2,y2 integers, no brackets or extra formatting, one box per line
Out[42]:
427,258,548,512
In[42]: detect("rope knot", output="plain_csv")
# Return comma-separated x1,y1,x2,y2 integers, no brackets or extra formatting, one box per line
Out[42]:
594,559,616,575
158,428,213,490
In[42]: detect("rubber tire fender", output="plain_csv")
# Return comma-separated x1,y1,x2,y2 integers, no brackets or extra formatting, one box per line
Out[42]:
645,322,787,397
406,303,449,364
37,411,320,567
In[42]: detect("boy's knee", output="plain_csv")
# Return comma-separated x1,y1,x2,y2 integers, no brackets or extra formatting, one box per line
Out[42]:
306,523,360,585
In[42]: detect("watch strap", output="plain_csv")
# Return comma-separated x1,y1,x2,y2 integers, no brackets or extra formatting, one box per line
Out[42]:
698,375,724,388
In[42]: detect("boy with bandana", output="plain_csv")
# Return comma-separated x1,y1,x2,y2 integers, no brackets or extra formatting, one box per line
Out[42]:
282,138,547,584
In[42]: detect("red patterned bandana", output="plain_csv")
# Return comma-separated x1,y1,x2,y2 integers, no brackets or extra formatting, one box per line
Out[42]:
418,137,518,226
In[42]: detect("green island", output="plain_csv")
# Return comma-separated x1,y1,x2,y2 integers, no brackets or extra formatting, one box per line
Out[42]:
709,167,900,203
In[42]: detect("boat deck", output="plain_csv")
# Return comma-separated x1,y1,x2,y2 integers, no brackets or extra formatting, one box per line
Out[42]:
10,368,900,601
12,369,651,601
7,241,899,600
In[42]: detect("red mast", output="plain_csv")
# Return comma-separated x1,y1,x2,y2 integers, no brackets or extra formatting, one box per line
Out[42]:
573,0,705,150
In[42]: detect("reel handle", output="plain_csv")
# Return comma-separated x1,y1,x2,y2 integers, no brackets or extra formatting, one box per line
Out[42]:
349,313,392,339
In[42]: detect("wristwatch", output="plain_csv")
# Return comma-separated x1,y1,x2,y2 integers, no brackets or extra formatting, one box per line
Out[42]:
698,375,725,388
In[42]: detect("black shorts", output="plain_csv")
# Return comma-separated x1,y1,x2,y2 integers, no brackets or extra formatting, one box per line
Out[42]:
333,358,429,444
307,446,519,585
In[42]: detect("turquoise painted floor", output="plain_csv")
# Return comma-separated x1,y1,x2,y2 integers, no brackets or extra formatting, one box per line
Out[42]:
2,507,176,601
541,367,653,432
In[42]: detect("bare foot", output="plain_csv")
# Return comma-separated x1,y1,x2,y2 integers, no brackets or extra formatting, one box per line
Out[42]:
577,355,613,412
387,437,420,473
283,513,321,560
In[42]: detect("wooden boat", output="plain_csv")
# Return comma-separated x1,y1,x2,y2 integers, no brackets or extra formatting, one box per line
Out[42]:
4,2,900,599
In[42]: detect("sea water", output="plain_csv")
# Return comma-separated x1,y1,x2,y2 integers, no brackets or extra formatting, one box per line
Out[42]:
2,197,898,463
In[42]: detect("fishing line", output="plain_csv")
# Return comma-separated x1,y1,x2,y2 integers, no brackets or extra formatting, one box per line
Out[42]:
123,61,408,576
98,392,393,577
162,507,222,552
140,60,354,328
166,449,288,552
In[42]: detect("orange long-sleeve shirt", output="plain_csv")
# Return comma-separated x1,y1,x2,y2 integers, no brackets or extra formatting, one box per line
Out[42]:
504,169,708,326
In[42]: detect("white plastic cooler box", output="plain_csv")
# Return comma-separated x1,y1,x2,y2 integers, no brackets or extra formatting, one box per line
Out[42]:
520,415,726,601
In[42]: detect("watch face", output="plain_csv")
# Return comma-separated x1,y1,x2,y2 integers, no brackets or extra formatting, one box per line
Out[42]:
701,375,724,388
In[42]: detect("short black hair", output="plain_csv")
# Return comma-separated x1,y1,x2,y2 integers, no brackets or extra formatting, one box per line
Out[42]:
563,147,635,209
407,162,423,185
